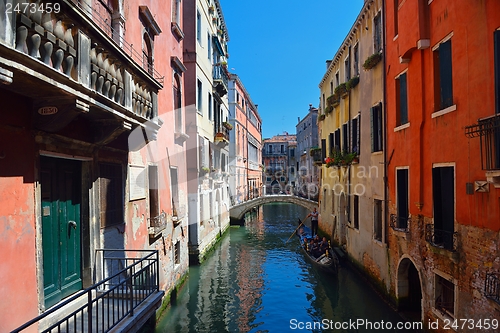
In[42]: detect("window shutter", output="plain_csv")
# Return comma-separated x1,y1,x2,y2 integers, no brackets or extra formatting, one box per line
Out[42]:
370,107,375,152
400,73,408,124
495,30,500,114
350,119,354,152
357,114,361,154
329,133,334,155
378,103,383,151
321,139,327,161
439,40,453,108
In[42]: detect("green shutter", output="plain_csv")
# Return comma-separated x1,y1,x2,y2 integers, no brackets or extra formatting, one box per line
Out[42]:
370,107,375,152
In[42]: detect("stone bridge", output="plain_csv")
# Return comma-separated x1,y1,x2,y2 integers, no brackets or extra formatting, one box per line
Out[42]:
229,195,318,221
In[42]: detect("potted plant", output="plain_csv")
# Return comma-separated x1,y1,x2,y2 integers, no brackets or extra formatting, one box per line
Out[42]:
208,5,215,12
200,166,210,175
346,76,360,90
222,121,233,130
324,105,334,114
318,114,326,121
309,147,321,157
363,52,382,70
335,83,348,98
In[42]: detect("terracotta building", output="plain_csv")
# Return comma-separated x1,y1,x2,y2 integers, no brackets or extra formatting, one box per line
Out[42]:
0,0,189,331
385,0,500,328
228,73,263,204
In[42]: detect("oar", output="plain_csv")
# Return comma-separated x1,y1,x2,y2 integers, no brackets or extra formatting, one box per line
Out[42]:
285,217,308,243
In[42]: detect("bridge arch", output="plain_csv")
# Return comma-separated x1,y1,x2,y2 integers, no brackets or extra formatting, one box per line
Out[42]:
229,195,318,221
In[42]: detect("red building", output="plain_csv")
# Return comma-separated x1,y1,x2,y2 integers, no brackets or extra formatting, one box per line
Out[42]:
385,0,500,327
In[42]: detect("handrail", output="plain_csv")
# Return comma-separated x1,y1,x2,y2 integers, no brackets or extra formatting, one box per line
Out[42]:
425,224,458,251
12,249,159,333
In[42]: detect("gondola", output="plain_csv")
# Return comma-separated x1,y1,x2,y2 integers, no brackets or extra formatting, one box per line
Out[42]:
296,219,339,274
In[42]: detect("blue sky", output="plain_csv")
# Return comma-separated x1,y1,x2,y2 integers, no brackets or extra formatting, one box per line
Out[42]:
219,0,365,139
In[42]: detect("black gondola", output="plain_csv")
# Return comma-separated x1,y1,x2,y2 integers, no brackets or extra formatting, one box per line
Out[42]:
296,219,339,274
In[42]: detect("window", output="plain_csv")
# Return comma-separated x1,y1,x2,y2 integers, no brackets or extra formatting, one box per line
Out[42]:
174,241,180,264
496,30,500,114
208,92,213,121
393,0,399,37
149,165,159,218
99,163,123,228
342,122,349,152
353,195,359,229
345,54,351,82
290,148,295,157
199,193,204,225
207,32,212,60
374,12,382,53
432,166,455,250
268,145,272,154
197,79,202,112
329,133,334,155
280,145,284,154
433,39,453,110
142,33,153,75
351,115,360,153
374,199,382,241
335,129,341,152
435,274,455,317
396,73,409,126
354,44,359,76
371,103,383,152
335,72,340,87
170,167,179,216
396,168,409,229
172,0,181,25
196,11,201,43
321,139,327,161
174,74,182,133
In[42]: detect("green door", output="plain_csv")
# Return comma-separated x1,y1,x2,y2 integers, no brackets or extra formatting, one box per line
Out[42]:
41,156,82,308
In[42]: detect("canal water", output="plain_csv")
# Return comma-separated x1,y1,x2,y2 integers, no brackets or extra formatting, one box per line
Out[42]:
156,203,420,332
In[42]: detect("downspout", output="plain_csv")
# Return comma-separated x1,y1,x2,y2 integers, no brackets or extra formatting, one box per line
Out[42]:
382,0,389,247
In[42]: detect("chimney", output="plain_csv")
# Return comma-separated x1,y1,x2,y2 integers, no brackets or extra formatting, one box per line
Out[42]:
326,60,332,69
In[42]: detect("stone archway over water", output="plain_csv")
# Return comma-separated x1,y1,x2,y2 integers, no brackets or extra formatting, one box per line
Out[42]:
397,257,422,320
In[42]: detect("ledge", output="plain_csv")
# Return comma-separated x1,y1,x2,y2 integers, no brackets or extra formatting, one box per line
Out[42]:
394,122,410,132
431,104,457,119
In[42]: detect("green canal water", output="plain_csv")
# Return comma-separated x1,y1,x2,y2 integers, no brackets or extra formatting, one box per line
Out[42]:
155,203,421,332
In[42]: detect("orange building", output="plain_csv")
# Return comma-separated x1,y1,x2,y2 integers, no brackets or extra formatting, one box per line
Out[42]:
385,0,500,327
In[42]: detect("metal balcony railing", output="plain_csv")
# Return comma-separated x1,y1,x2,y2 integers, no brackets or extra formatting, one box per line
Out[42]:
12,250,159,333
310,149,323,165
389,214,409,232
465,113,500,170
425,224,458,251
71,0,164,84
213,63,228,96
148,212,167,236
485,273,500,304
214,124,230,144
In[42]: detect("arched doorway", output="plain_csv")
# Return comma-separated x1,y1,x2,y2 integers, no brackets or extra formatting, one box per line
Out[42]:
397,257,422,320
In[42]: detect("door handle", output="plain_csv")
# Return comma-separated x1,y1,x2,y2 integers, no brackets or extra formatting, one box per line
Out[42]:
68,221,77,229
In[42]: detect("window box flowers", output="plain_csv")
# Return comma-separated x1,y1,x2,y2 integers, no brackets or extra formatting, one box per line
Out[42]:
346,76,360,90
222,121,233,130
334,83,348,98
363,52,382,70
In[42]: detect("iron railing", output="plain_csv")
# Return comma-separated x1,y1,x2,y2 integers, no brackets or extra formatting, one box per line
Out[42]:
310,149,323,165
389,214,409,232
485,273,500,304
69,0,164,84
213,63,229,96
425,224,458,251
148,212,167,236
465,113,500,170
12,250,159,333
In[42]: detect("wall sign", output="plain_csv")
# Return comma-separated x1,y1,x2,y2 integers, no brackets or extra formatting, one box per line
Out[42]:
129,165,146,200
37,106,58,115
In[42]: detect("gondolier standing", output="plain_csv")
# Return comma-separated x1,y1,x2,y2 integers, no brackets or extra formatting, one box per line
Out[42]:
306,207,319,236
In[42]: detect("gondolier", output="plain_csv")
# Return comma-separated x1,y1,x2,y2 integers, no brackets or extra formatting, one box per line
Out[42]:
306,207,319,236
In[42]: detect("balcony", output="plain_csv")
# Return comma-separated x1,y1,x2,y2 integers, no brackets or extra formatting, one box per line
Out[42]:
148,211,167,237
0,0,162,143
213,63,228,97
425,224,458,252
309,148,323,165
390,214,409,232
214,124,230,147
12,250,163,333
485,273,500,305
465,114,500,171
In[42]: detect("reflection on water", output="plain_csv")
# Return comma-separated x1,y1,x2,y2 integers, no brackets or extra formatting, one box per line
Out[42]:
156,203,414,332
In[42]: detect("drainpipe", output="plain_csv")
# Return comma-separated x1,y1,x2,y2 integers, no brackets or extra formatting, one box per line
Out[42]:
382,0,389,247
